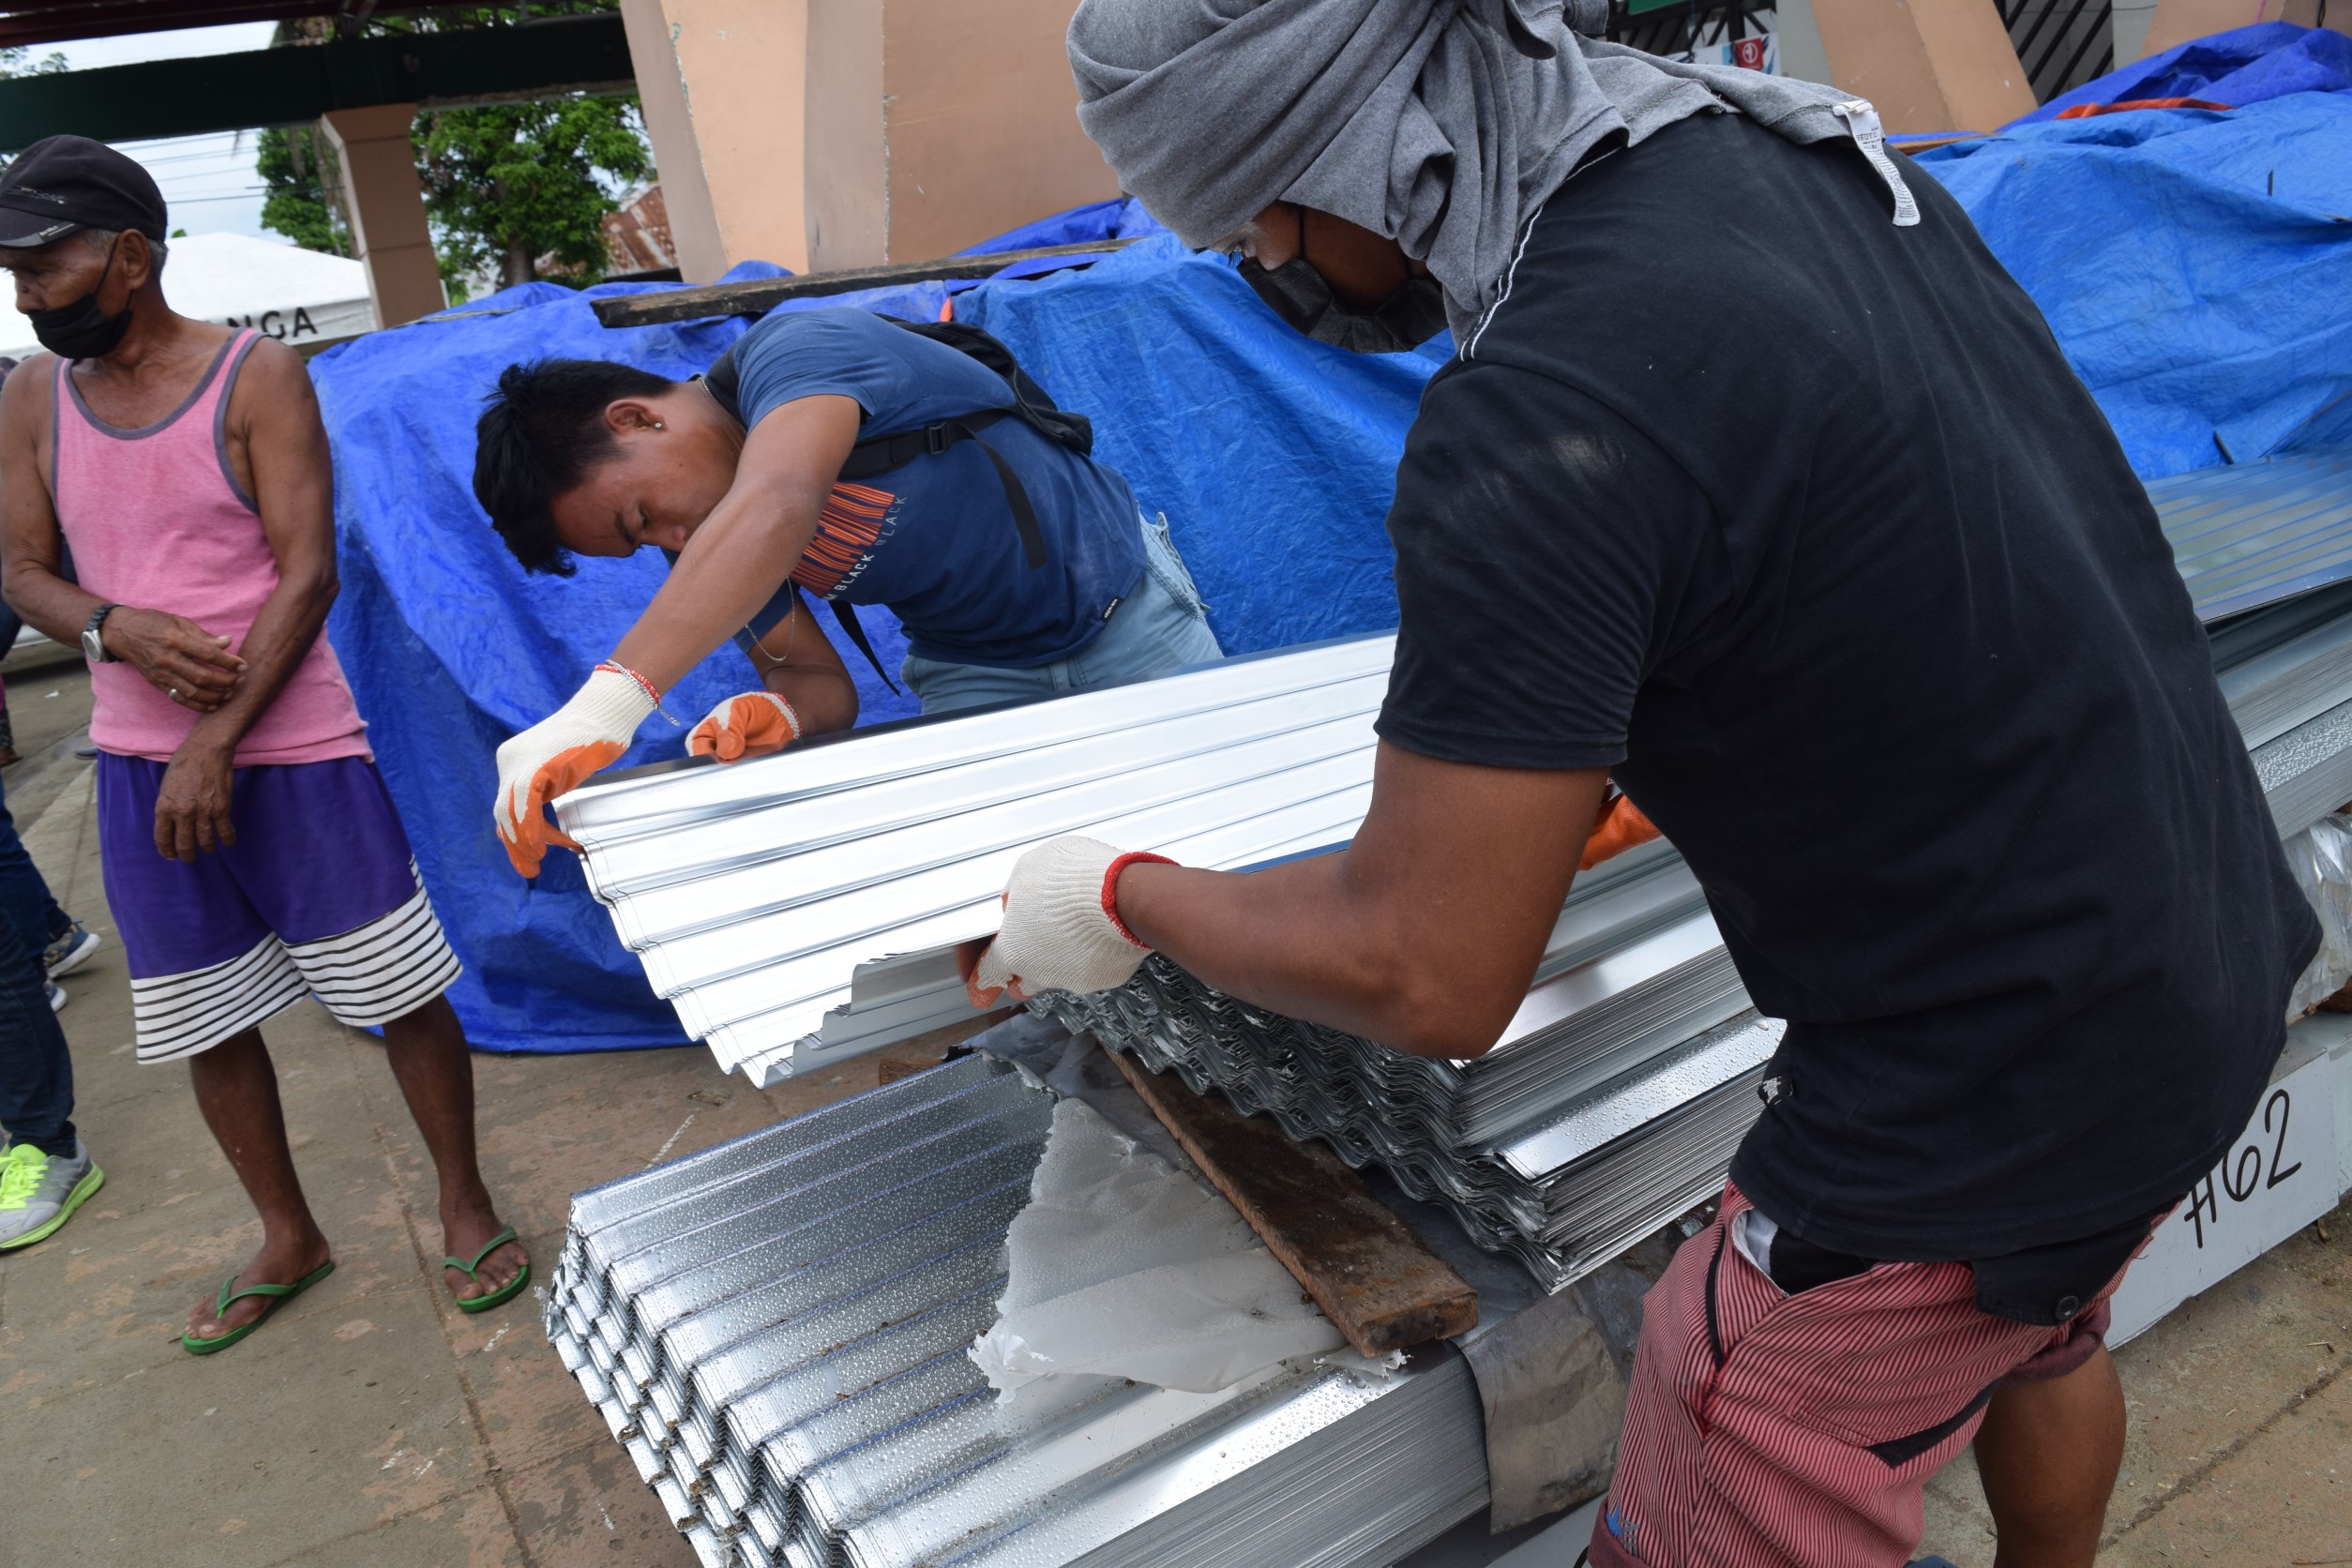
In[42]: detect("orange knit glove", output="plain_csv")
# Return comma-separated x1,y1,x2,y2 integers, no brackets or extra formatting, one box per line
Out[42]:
686,691,804,762
1579,792,1660,870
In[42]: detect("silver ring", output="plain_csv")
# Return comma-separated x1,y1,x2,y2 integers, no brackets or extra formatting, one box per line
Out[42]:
169,686,180,701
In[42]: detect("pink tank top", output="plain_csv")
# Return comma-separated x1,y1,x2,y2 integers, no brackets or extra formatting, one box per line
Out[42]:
54,331,370,766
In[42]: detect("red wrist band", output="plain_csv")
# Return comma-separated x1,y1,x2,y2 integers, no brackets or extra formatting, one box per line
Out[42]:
1100,851,1176,948
596,659,663,707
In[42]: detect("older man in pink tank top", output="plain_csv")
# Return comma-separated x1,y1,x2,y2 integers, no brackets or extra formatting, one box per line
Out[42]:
0,138,529,1352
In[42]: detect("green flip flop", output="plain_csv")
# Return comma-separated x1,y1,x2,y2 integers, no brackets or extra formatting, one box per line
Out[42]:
181,1259,336,1356
445,1226,530,1314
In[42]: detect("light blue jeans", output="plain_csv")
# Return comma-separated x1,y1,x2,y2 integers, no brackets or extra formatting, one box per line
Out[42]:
902,514,1225,715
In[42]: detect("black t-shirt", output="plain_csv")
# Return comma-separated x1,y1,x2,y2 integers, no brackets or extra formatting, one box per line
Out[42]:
1377,110,2319,1260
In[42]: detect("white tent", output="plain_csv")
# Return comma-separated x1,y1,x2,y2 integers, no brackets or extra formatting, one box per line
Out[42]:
0,231,375,362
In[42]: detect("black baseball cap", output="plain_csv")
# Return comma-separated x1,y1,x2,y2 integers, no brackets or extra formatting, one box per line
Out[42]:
0,135,167,249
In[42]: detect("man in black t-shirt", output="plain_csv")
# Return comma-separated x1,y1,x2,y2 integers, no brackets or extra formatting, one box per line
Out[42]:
961,2,2319,1564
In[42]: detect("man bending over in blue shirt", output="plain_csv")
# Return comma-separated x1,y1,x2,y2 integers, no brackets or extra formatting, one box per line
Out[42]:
474,306,1221,879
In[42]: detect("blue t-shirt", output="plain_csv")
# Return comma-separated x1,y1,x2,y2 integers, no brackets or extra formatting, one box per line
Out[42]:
718,307,1147,668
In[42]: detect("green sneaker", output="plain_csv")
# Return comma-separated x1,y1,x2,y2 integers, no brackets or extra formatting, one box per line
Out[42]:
0,1138,103,1251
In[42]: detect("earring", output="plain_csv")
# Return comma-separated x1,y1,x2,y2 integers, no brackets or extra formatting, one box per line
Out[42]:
653,421,666,430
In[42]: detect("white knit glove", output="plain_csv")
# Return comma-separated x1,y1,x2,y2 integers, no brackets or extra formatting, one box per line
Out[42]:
970,836,1174,1002
491,662,658,877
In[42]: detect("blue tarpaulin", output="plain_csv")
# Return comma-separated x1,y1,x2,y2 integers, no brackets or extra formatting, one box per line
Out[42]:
1912,25,2352,480
2015,20,2352,124
309,228,1438,1052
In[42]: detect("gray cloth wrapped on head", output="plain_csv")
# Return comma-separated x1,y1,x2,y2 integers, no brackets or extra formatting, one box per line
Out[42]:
1068,0,1906,341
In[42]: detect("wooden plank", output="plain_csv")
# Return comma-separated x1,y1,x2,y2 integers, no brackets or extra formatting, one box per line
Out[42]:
1111,1048,1479,1357
590,238,1147,328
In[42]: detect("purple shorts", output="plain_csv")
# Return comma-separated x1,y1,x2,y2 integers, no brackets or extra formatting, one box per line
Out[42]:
96,753,460,1063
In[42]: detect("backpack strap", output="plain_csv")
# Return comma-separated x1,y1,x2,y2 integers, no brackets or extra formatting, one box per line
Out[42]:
836,411,1048,570
823,600,901,693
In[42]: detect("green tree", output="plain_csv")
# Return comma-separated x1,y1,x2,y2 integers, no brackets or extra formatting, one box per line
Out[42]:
256,126,349,256
415,96,650,290
0,46,68,78
250,4,650,294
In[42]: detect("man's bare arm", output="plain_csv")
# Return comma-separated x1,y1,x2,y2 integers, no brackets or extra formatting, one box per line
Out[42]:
0,354,245,709
182,339,339,748
1111,745,1609,1058
151,339,338,860
612,395,864,693
750,595,860,737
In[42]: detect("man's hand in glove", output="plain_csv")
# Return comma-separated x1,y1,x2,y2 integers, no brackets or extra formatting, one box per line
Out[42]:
492,662,657,878
962,836,1175,1006
1579,792,1659,869
687,691,804,763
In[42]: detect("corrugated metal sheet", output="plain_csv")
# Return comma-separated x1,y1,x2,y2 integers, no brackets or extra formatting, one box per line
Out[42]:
559,566,2350,1098
1040,963,1778,1291
2212,582,2352,749
545,1054,1491,1568
556,635,1393,1086
2156,445,2352,623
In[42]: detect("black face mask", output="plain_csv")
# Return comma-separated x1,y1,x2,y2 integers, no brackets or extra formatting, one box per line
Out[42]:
30,238,131,360
1236,254,1449,355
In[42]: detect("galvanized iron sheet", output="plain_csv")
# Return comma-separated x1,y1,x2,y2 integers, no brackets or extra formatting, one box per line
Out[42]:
543,1056,1492,1568
2158,445,2352,623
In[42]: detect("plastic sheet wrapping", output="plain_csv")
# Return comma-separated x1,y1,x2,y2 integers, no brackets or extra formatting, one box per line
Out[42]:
2284,812,2352,1017
970,1099,1344,1399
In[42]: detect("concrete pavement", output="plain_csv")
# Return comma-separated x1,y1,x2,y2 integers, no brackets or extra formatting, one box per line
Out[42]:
0,720,950,1568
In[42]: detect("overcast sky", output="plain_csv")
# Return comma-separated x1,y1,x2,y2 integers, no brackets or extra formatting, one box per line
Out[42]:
33,21,279,240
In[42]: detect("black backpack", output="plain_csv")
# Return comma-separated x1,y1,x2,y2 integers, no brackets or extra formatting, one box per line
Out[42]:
700,318,1094,687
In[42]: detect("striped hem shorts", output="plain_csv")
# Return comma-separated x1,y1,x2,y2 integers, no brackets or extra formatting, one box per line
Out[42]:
127,869,460,1063
1589,1183,2139,1568
96,752,461,1064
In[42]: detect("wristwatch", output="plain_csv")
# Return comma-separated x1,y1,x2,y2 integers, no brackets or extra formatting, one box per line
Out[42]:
81,602,120,664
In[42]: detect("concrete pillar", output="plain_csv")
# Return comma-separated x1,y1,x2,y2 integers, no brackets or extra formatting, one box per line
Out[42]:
626,0,1117,279
833,0,1123,269
1772,0,1837,86
316,103,444,329
804,0,886,271
1810,0,2039,132
2111,0,2165,65
622,0,812,280
2133,0,2255,60
2280,0,2352,38
2101,0,2343,70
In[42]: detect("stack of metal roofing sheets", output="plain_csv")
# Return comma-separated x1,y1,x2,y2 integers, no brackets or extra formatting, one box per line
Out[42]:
2163,447,2352,836
1037,968,1777,1291
2158,444,2352,624
1052,837,1744,1154
554,455,2352,1096
2214,582,2352,838
544,1052,1490,1568
555,635,1395,1088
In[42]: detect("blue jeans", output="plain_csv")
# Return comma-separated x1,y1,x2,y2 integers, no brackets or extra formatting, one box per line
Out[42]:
0,765,74,1153
901,514,1225,714
0,764,68,959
